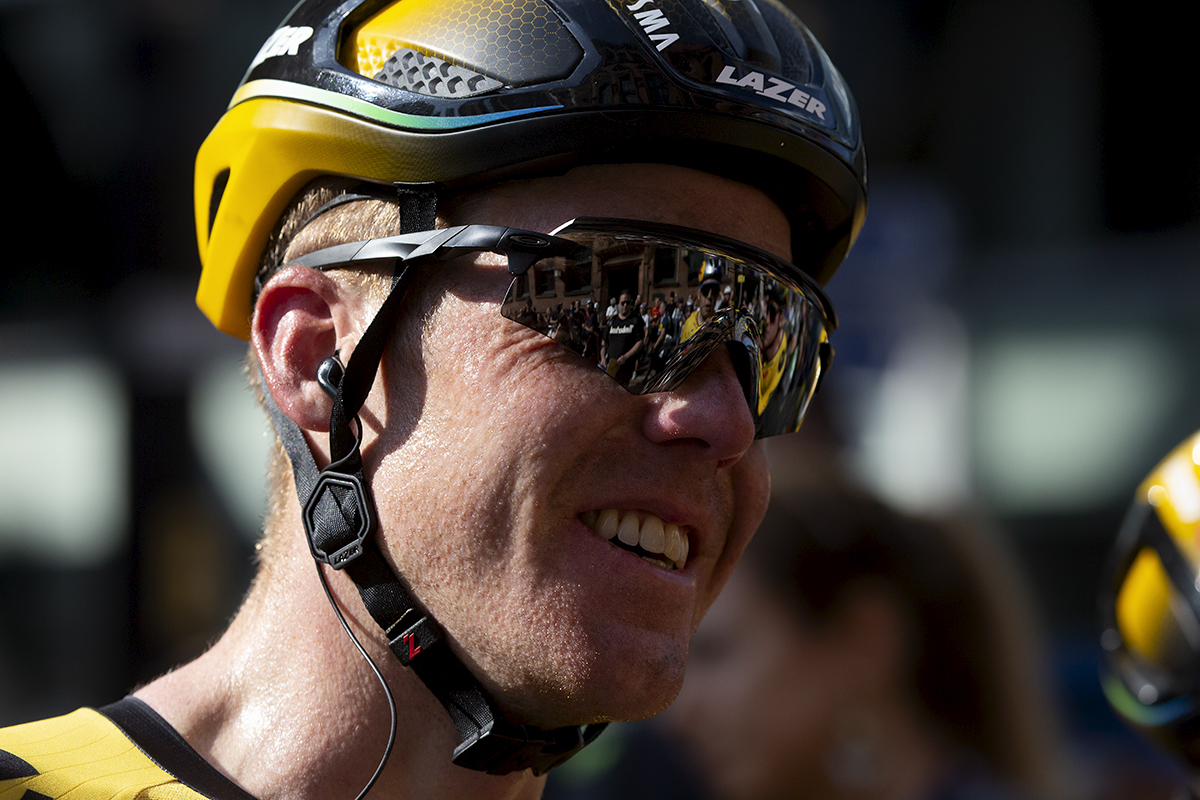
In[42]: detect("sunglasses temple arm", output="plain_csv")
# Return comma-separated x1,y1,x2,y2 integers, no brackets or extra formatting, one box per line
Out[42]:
434,226,580,276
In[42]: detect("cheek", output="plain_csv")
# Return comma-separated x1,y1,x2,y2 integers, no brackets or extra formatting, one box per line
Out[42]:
374,290,625,592
424,292,593,424
734,444,771,538
695,444,770,624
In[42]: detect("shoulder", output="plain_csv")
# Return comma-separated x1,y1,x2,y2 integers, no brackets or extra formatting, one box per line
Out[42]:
1,701,251,800
1,707,185,799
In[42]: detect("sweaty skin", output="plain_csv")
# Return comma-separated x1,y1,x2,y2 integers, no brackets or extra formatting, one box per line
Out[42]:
136,163,787,800
369,164,785,726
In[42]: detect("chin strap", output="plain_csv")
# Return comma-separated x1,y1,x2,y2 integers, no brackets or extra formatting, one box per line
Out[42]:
263,184,606,776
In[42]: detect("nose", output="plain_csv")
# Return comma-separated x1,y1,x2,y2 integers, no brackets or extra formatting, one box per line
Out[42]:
642,345,756,467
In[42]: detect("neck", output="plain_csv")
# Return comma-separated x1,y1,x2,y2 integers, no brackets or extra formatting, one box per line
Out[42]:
135,515,544,800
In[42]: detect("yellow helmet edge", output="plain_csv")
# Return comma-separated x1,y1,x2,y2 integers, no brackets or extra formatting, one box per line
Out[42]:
195,96,430,340
1114,431,1200,662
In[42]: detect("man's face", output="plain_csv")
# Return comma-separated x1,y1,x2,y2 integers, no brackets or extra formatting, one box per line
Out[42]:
764,303,783,350
617,294,634,318
361,164,786,728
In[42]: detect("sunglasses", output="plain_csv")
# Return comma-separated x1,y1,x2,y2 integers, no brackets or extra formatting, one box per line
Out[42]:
288,217,836,438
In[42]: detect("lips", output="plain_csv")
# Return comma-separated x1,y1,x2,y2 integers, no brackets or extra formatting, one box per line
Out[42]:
579,509,690,570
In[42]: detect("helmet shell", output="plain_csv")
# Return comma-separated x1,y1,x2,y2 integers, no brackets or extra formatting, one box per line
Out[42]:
1102,430,1200,766
196,0,867,338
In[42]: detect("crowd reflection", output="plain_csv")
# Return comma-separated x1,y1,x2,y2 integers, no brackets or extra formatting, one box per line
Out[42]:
499,231,830,435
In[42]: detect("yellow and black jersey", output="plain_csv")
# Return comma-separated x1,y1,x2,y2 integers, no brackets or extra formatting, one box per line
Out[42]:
757,331,788,415
679,310,703,343
0,698,255,800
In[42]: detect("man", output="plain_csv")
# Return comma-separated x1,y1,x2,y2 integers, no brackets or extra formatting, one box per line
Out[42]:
0,1,865,798
718,284,733,312
580,301,599,362
757,290,789,415
681,269,722,343
602,291,646,384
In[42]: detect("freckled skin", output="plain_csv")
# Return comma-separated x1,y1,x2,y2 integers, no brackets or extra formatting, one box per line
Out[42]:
360,164,788,727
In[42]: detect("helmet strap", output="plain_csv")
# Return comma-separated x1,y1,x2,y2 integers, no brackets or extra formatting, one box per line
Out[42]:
261,183,606,775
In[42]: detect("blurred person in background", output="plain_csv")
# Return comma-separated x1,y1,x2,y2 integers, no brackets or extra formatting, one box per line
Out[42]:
665,482,1066,800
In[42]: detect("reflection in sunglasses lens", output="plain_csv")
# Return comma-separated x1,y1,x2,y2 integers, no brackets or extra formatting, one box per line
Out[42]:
498,221,834,438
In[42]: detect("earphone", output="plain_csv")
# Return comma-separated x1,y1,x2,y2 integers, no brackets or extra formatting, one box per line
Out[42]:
317,353,345,399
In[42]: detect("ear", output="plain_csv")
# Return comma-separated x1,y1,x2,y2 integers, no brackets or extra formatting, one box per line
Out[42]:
252,265,363,438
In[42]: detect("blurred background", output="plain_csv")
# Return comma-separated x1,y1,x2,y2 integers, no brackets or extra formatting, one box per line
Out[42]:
0,0,1196,796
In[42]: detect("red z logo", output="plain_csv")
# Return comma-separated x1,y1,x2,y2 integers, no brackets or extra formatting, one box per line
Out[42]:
402,632,421,659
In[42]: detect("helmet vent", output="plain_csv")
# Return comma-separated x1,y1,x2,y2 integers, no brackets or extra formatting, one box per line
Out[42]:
756,0,816,85
208,168,230,237
374,48,503,98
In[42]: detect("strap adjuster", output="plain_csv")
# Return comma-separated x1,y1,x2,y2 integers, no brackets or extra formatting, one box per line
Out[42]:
302,470,375,568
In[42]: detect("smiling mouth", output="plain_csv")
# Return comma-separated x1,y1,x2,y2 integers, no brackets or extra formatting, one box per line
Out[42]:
579,509,690,570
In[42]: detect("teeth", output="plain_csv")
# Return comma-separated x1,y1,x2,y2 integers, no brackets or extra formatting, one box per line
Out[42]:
641,516,665,554
596,509,619,540
617,511,641,546
579,509,689,570
663,523,682,562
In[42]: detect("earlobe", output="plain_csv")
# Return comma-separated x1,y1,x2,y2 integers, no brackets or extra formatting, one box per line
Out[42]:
252,265,352,434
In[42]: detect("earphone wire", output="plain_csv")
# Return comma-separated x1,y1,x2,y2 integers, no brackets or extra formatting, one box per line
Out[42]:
315,560,398,800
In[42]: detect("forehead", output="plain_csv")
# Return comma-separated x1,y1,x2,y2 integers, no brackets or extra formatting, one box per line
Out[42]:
446,163,791,261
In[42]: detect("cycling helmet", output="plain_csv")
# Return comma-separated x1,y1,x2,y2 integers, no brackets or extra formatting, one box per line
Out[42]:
195,0,867,339
1101,430,1200,767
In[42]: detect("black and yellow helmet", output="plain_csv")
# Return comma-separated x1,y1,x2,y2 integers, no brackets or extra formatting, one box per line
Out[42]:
1101,430,1200,766
195,0,867,339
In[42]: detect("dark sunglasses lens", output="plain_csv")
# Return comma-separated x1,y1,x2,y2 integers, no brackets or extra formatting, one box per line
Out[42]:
499,229,832,437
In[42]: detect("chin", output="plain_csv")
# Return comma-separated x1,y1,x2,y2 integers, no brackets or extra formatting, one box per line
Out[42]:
583,642,690,723
505,637,689,729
